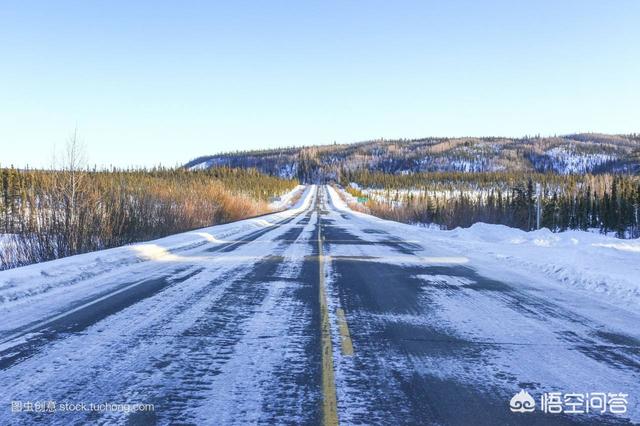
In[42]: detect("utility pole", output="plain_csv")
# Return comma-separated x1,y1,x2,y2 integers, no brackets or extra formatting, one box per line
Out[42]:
536,183,542,230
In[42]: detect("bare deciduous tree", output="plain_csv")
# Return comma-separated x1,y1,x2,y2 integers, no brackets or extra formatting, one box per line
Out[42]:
55,128,87,254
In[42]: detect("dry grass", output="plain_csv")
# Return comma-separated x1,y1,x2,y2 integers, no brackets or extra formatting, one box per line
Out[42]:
0,169,294,269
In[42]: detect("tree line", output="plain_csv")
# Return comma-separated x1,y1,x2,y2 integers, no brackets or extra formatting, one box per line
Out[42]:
341,170,640,238
0,165,297,269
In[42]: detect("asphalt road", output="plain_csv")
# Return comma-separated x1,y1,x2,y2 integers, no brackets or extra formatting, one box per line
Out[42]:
0,185,638,425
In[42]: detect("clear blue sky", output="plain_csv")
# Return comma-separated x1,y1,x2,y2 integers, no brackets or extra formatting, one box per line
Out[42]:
1,0,638,168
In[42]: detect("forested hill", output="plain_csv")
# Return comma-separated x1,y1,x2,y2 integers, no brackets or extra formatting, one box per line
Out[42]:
185,133,640,181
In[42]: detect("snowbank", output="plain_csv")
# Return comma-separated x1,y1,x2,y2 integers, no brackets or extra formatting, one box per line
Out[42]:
446,223,640,307
268,185,305,210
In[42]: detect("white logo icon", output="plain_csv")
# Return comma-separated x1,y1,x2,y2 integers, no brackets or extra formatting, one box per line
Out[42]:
510,390,536,413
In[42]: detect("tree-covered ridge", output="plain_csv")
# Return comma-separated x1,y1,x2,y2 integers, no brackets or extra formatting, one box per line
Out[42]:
0,167,297,269
186,133,640,179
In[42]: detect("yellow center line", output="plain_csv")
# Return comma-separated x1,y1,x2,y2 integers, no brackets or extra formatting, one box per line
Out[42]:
318,197,339,426
336,308,354,356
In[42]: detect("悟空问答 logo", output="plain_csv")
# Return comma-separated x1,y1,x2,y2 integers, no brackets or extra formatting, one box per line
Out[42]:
510,390,536,413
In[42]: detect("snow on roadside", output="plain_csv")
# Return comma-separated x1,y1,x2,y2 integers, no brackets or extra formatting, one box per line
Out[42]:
447,223,640,308
327,185,640,309
0,234,15,252
269,184,305,210
0,235,8,255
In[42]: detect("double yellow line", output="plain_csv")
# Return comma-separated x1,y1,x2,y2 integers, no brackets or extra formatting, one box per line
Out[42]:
318,209,339,426
317,188,358,425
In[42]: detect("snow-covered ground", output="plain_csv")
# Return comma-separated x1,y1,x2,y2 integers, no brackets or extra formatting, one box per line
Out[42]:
360,186,502,205
268,184,305,210
0,234,8,252
445,224,640,308
0,234,17,269
546,146,617,174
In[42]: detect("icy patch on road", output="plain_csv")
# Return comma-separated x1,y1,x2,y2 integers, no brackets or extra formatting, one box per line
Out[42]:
416,275,475,286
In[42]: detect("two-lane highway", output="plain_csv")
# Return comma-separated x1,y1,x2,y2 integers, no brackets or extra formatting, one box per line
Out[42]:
0,185,639,424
